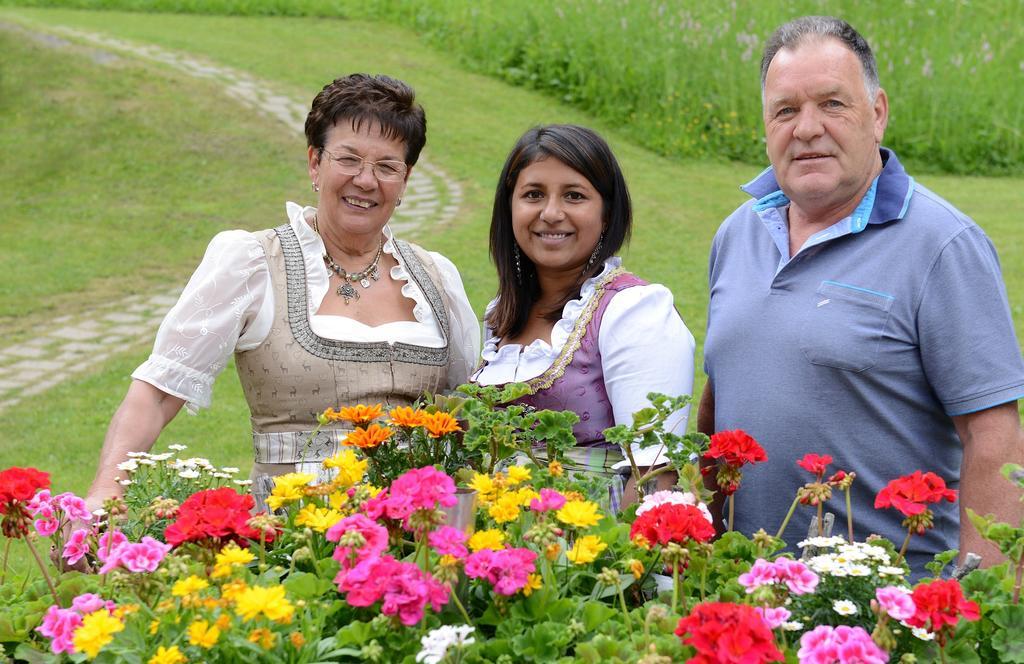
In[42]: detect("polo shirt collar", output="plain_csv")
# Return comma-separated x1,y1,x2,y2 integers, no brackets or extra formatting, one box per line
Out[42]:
741,147,915,228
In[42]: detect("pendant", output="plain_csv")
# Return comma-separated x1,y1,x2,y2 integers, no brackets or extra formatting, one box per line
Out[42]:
359,277,371,288
337,281,359,304
370,266,381,281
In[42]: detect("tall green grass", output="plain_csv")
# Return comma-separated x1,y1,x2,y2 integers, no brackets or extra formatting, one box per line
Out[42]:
3,0,1022,176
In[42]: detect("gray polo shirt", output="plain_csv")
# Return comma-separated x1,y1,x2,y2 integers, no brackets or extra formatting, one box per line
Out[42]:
705,149,1024,571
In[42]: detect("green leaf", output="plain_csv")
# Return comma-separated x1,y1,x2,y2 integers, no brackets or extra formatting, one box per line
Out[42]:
991,604,1024,663
283,570,333,599
580,600,618,632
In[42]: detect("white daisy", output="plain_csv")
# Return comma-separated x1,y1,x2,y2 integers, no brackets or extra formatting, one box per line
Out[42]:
137,458,157,466
178,469,201,479
797,536,845,548
221,467,240,474
168,444,188,451
833,600,859,616
416,625,475,664
118,479,133,486
150,453,174,461
234,479,254,486
847,564,871,577
878,565,906,576
782,621,804,631
911,627,935,641
116,460,139,472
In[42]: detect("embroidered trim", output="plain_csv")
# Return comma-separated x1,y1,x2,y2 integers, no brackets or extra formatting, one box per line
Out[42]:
524,267,626,393
275,223,450,365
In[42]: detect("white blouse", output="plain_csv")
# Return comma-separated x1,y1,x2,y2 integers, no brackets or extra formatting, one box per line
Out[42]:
472,258,696,468
133,202,481,412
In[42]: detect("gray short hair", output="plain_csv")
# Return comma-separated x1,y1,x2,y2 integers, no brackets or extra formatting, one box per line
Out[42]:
760,16,880,99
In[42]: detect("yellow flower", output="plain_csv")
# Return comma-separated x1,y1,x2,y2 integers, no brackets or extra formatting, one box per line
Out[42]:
187,619,220,649
322,448,367,487
290,631,306,648
266,472,316,510
248,627,277,649
548,460,564,477
113,603,139,620
148,645,186,664
522,573,543,597
488,493,521,524
468,529,505,552
628,558,645,579
506,465,532,485
468,472,497,503
221,579,248,603
235,585,295,624
148,619,159,636
171,575,209,597
72,610,124,659
294,504,344,532
423,411,461,438
323,403,383,426
342,424,393,449
387,406,428,428
556,500,603,529
510,487,540,507
566,535,608,565
211,542,256,579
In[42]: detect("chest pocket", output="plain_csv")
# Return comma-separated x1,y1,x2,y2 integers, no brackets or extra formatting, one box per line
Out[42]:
799,280,894,373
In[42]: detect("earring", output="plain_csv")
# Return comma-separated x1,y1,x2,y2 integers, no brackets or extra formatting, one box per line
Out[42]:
396,197,402,207
514,244,522,284
586,234,604,270
312,182,319,192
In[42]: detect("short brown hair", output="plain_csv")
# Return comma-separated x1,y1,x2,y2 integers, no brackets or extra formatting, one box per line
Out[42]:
304,73,427,166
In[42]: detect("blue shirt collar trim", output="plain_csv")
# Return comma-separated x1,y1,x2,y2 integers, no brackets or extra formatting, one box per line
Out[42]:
741,147,914,225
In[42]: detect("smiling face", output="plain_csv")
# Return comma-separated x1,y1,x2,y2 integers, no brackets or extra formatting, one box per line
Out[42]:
763,38,888,221
308,121,409,240
511,157,605,281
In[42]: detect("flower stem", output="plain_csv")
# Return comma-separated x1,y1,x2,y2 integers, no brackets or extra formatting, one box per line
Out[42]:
671,563,679,615
727,494,735,533
617,583,634,635
700,559,708,602
24,536,59,605
939,644,949,664
845,487,854,543
1,536,10,586
774,495,801,540
896,529,912,563
816,502,823,538
449,586,473,626
1013,552,1023,605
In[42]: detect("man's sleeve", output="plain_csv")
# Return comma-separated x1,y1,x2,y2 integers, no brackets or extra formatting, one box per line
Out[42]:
918,226,1024,415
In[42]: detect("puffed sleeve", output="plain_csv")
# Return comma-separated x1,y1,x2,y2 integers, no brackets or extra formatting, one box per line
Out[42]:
598,284,696,468
131,230,273,411
429,251,482,388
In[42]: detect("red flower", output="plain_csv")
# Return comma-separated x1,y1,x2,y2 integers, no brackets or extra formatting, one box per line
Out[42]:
704,430,767,468
874,470,957,517
675,601,784,664
630,504,715,549
0,467,50,512
164,487,274,547
906,578,980,645
796,453,832,476
0,467,50,537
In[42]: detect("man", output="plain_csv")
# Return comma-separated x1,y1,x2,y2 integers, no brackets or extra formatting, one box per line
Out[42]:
699,16,1024,571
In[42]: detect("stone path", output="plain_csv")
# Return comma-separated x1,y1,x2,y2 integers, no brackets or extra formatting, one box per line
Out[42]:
0,21,463,414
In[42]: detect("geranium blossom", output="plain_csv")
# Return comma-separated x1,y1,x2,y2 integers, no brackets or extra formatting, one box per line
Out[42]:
98,536,172,574
797,453,833,476
905,578,980,643
798,625,887,664
874,471,957,518
675,601,784,663
96,530,128,562
635,490,713,524
164,487,271,547
738,558,819,596
428,525,469,559
327,513,389,567
705,430,767,467
876,586,916,621
529,488,566,512
755,606,792,630
464,547,538,595
0,466,50,536
629,503,716,548
336,554,450,625
377,466,457,525
36,606,83,654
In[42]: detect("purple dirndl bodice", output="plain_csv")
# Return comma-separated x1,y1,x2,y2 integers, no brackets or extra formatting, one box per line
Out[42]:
516,270,648,444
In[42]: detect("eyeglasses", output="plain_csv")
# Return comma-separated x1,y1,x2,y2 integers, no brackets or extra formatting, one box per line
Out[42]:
320,148,408,182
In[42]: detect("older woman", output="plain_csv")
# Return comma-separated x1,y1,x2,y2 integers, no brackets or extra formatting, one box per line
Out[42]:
86,74,479,510
471,124,695,510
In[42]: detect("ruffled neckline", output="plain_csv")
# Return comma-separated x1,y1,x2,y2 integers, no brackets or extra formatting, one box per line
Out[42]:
286,201,435,328
481,257,623,362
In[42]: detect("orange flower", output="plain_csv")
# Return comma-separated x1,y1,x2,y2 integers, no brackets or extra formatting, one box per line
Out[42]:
423,411,461,438
548,460,564,477
323,404,383,426
388,406,428,428
343,424,393,449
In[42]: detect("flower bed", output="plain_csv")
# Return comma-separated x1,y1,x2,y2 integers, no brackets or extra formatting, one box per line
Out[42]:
1,389,1022,663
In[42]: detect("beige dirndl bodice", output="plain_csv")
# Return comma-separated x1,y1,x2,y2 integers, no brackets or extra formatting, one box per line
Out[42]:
235,223,452,509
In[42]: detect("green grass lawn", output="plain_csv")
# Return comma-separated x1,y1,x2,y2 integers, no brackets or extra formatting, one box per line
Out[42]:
1,8,1022,502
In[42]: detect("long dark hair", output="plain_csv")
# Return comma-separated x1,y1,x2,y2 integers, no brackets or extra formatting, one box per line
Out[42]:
487,124,632,339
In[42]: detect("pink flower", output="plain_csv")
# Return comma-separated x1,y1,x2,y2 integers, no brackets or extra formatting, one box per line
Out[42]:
108,537,171,573
327,514,389,568
529,488,567,512
739,559,778,592
755,605,792,630
428,525,469,558
635,490,713,523
26,489,54,518
464,547,537,595
71,593,115,615
96,530,127,562
63,528,92,566
774,558,819,595
35,606,82,654
55,492,93,522
34,515,60,537
334,554,450,626
383,467,457,524
876,586,916,621
798,625,888,664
